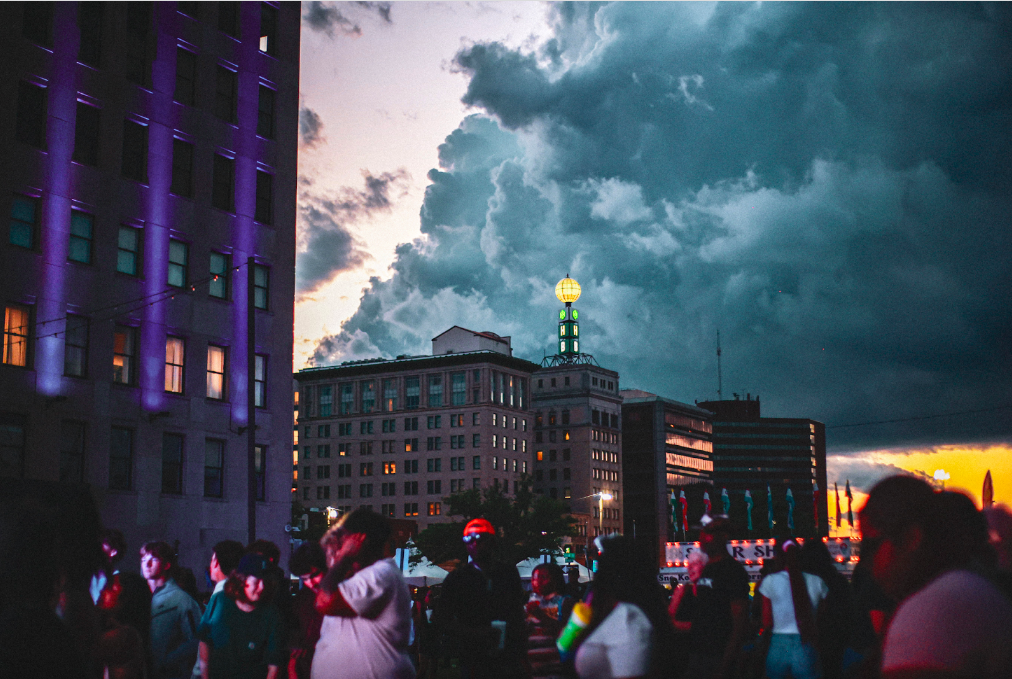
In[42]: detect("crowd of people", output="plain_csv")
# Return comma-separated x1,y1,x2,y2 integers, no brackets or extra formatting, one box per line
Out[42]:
2,474,1012,679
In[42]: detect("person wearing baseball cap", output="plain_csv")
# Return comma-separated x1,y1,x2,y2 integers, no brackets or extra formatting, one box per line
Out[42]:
432,518,527,678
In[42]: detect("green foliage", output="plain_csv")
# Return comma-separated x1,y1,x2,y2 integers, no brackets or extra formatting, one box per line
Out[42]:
412,476,577,566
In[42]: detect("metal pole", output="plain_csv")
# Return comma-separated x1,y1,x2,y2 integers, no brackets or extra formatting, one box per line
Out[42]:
247,256,257,545
599,495,604,535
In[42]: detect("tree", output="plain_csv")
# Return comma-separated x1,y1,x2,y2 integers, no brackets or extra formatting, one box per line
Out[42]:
413,477,577,567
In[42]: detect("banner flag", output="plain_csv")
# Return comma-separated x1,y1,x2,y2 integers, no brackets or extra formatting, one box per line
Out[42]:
679,490,689,536
703,491,712,515
670,490,679,533
721,488,730,515
835,483,842,529
786,488,795,533
745,490,754,532
767,485,774,532
845,480,854,527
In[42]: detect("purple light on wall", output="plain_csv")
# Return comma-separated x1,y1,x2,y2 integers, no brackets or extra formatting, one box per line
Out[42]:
35,8,80,396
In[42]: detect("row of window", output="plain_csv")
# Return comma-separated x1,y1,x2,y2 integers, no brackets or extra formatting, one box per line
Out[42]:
302,412,525,438
592,468,619,482
0,414,266,498
535,375,617,391
301,455,492,478
21,3,281,71
536,449,572,462
532,409,620,429
535,429,572,444
9,195,272,307
1,304,267,404
15,83,277,222
591,449,620,463
302,369,529,416
593,430,619,444
534,468,571,482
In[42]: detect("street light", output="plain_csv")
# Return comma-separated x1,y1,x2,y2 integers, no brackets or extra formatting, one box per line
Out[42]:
597,492,613,535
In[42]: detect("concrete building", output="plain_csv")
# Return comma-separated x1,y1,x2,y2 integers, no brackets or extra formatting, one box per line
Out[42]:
293,328,539,531
0,2,300,571
698,396,828,538
620,390,714,568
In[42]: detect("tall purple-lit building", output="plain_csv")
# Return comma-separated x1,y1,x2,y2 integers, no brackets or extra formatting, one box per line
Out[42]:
0,2,300,571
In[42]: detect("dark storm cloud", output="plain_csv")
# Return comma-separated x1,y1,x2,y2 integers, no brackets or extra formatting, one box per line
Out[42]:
299,105,325,148
303,1,393,36
354,2,392,24
313,3,1012,452
297,169,410,298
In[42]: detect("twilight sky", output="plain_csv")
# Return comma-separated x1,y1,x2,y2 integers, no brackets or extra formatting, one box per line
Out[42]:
295,2,1012,505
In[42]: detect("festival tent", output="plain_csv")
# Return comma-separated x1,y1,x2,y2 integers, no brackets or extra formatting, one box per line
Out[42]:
516,556,590,583
395,546,449,586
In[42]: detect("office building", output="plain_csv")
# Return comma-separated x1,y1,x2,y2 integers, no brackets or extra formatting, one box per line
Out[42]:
698,396,828,538
1,2,300,571
620,390,714,567
293,327,539,531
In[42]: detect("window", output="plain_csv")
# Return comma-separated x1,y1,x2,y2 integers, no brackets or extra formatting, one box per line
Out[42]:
338,463,351,477
68,211,94,264
427,415,441,429
109,427,133,490
78,2,103,64
317,465,330,479
426,437,441,451
359,421,374,435
337,383,352,414
253,264,269,310
318,385,332,417
380,503,395,517
254,354,267,408
59,420,86,483
404,503,419,517
383,462,396,475
405,377,420,409
403,481,419,497
204,439,224,497
218,2,240,36
73,103,100,166
427,502,441,516
16,82,47,149
165,337,185,393
382,379,397,412
171,139,195,197
259,2,278,55
178,2,199,18
317,486,330,500
22,1,54,45
427,480,442,495
427,375,443,407
472,433,480,447
112,326,136,384
214,66,238,123
563,448,570,461
473,369,481,403
212,154,235,211
336,484,351,499
257,86,275,138
117,226,142,276
404,417,418,431
426,458,442,473
404,438,418,453
206,345,226,399
361,380,375,413
450,435,465,449
449,414,463,427
317,445,330,458
254,445,265,500
360,462,373,476
174,48,197,106
124,3,151,86
492,434,497,448
451,372,466,406
360,484,373,498
472,412,480,426
209,252,230,298
3,305,30,367
255,170,273,225
472,455,481,470
9,194,38,249
122,120,148,183
338,423,351,436
563,467,571,481
63,316,88,377
0,413,26,478
317,424,330,437
162,433,184,494
168,240,188,287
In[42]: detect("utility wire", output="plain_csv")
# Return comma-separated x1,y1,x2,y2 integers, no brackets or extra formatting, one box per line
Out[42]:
32,262,250,342
827,403,1012,429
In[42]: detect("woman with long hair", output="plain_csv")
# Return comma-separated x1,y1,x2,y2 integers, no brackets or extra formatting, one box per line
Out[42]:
196,554,285,679
758,539,829,679
571,535,675,679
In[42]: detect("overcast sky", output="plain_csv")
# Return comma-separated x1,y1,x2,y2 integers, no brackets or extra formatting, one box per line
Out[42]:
296,2,1012,499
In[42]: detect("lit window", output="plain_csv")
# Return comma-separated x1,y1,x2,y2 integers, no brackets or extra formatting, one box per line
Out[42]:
3,304,30,367
165,337,185,393
206,345,226,399
168,240,188,288
259,2,278,55
68,211,94,264
117,227,142,276
112,326,136,384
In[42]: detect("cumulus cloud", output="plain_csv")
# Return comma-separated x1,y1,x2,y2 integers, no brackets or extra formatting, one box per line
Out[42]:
297,169,410,298
313,3,1012,453
299,105,325,148
303,1,392,36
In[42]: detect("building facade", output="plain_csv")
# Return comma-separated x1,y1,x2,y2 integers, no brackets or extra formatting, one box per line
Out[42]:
293,328,540,532
531,363,623,547
0,2,300,571
620,390,714,567
698,397,828,539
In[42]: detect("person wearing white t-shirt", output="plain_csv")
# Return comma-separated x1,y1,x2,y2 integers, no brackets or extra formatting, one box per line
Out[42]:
758,540,828,679
311,509,414,679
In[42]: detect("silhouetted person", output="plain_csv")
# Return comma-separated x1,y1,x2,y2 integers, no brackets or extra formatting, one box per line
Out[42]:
142,541,201,679
288,542,326,679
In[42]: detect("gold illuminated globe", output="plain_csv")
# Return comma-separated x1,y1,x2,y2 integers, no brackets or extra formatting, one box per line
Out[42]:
555,275,581,304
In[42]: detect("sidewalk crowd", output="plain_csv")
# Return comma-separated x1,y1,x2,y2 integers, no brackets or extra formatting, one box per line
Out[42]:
2,474,1011,679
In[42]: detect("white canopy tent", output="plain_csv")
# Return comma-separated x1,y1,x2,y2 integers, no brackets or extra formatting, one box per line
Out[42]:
516,556,590,583
395,546,450,586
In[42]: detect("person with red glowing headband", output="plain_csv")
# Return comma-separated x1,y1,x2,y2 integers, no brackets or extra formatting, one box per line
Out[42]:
432,518,527,679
